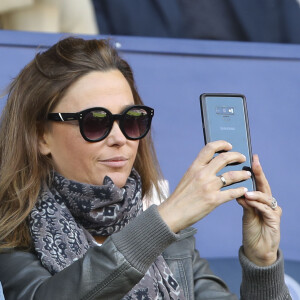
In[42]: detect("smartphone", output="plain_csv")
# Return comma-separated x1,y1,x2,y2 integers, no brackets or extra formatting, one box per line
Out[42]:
200,93,256,191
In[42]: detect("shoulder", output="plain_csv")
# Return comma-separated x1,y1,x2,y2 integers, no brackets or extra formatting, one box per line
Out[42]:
0,249,51,286
0,249,41,269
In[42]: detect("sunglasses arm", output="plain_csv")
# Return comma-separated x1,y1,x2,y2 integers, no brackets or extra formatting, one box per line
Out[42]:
48,113,78,122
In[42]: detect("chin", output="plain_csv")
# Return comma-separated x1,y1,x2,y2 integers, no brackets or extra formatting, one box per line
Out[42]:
106,172,130,188
112,178,128,188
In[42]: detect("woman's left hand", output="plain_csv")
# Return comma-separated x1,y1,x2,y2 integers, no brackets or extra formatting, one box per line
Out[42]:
237,154,282,266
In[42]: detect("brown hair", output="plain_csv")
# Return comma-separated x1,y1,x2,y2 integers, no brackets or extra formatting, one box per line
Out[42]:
0,37,162,250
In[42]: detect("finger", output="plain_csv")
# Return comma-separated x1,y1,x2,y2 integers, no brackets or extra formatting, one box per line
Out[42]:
217,170,252,188
244,198,282,217
236,197,252,210
196,140,232,166
208,151,246,174
245,191,279,211
219,186,248,204
236,198,259,216
252,154,271,194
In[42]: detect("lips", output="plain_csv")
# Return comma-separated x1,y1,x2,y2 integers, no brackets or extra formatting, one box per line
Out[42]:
98,156,128,168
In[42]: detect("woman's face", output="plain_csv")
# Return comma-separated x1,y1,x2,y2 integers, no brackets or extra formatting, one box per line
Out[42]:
39,70,139,187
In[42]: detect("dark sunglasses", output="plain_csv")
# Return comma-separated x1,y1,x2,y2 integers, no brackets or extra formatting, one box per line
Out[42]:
48,105,154,142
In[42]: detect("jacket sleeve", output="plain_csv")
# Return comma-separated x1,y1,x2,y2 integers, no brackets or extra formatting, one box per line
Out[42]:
0,205,178,300
239,247,292,300
193,244,292,300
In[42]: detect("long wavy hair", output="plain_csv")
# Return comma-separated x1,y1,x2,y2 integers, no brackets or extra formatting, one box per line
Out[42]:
0,37,162,250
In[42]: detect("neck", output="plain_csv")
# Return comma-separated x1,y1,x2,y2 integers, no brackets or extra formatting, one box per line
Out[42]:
94,236,108,244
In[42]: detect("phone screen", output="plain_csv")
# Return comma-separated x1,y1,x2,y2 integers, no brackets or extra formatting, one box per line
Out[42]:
200,93,255,191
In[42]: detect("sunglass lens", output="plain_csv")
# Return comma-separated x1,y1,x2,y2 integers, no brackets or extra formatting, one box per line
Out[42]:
123,108,150,139
83,110,110,140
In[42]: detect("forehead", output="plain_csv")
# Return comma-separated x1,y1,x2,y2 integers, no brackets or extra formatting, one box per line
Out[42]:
55,70,134,112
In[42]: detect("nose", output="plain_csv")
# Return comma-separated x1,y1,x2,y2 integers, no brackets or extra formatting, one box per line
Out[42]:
106,121,126,146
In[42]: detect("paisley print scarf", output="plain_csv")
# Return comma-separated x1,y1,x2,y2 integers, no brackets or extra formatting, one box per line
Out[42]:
29,169,185,299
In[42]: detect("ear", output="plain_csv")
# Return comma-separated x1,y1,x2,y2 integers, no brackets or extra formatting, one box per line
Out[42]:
38,131,52,156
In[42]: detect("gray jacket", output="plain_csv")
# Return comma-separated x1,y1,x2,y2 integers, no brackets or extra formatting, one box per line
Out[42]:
0,205,291,300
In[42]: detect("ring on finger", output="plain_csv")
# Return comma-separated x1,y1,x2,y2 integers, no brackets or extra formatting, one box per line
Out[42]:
270,197,278,210
218,175,226,187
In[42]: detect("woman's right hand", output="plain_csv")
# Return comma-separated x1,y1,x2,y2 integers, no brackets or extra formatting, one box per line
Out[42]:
158,140,251,233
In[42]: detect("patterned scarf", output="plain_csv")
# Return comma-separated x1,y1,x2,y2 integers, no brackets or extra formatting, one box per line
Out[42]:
29,169,185,299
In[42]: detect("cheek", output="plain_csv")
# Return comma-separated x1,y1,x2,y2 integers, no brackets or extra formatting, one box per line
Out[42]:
53,124,81,149
131,141,139,162
50,125,88,168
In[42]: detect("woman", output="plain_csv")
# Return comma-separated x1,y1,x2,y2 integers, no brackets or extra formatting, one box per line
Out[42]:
0,37,290,299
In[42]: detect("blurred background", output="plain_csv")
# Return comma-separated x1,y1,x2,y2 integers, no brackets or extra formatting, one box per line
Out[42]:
1,0,300,43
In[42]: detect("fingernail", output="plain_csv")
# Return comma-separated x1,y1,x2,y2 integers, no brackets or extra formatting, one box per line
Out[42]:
247,171,252,177
244,188,248,193
257,156,260,165
254,154,260,165
246,191,254,197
